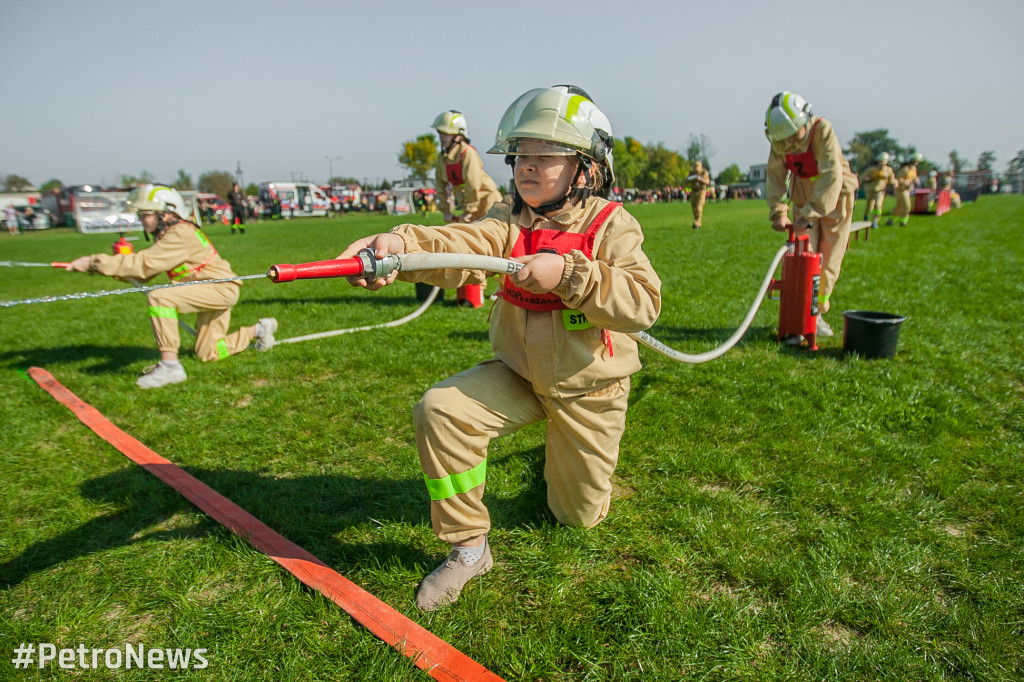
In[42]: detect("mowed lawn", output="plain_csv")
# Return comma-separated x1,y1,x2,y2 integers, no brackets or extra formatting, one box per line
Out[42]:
1,196,1021,681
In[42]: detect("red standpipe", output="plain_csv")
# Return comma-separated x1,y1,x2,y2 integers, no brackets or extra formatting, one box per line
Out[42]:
267,257,364,283
767,229,821,350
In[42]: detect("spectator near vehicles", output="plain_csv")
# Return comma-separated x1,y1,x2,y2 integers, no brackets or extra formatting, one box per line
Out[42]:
257,182,332,219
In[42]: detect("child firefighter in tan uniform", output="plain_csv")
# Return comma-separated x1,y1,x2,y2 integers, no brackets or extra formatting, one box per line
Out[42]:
65,184,277,389
432,110,504,305
686,161,711,229
860,151,896,229
889,152,922,226
341,87,662,610
764,91,859,340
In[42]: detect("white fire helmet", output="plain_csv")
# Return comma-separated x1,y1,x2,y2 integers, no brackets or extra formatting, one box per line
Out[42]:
432,110,468,137
488,86,615,184
876,151,890,164
765,91,812,142
126,184,191,219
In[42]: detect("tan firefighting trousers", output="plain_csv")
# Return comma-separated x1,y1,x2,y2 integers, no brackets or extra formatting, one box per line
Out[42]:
414,359,630,544
796,189,855,314
146,282,254,362
690,192,707,227
893,188,912,220
864,187,886,218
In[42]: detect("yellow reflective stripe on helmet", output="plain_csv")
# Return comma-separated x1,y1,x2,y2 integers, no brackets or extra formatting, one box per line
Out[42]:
781,93,798,119
148,306,178,319
216,339,229,360
564,94,588,122
148,186,163,201
423,459,487,501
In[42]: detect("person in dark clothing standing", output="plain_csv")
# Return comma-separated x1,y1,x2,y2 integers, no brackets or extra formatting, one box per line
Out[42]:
228,183,247,234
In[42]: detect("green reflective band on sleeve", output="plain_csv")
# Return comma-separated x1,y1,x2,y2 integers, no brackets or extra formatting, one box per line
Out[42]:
423,459,487,501
148,306,178,319
169,264,189,278
216,339,229,360
195,230,211,248
562,309,593,330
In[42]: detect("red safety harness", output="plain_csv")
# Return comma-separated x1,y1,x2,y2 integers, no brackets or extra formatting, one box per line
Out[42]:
783,119,822,179
499,201,621,354
445,146,472,186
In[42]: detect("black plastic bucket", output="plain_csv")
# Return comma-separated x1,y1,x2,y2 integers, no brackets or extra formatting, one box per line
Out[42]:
842,310,907,359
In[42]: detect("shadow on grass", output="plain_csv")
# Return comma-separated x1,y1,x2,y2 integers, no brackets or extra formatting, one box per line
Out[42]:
647,324,776,345
0,446,551,590
0,344,154,375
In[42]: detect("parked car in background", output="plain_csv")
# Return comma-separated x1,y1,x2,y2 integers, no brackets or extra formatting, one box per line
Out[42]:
15,205,53,229
196,193,231,224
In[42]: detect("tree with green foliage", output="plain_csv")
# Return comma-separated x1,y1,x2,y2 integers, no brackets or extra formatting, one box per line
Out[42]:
197,170,234,199
685,133,715,170
245,183,258,196
120,171,154,187
172,169,194,191
715,164,746,185
1007,150,1024,174
948,150,968,173
612,136,648,189
328,176,362,186
39,178,63,193
398,134,438,181
976,151,996,171
3,174,34,191
641,143,686,188
846,129,907,174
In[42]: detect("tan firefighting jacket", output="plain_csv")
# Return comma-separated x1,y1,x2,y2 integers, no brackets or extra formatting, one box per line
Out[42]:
87,221,240,286
687,169,710,196
859,163,896,194
896,164,918,191
766,115,859,225
434,139,503,221
390,197,662,398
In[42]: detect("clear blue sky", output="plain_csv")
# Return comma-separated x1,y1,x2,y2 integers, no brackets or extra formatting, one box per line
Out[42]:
2,0,1021,189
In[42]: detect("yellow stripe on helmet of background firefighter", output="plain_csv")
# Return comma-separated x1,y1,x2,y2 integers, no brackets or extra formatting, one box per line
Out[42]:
781,93,798,119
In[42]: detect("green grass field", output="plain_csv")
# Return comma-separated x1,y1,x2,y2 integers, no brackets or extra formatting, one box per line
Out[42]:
1,196,1021,681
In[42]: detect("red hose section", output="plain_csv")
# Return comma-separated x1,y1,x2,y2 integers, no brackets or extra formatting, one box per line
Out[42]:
28,367,504,682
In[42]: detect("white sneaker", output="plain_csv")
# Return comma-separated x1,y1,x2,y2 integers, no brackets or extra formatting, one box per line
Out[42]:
816,315,834,338
254,317,277,351
136,362,187,389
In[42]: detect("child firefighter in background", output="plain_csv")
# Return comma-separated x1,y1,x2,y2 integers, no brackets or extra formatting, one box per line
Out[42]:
860,151,896,229
686,161,711,229
341,87,662,610
65,184,277,389
889,152,922,226
432,110,504,305
764,91,859,340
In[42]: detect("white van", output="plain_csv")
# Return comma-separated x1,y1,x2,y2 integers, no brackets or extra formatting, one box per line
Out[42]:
258,182,332,219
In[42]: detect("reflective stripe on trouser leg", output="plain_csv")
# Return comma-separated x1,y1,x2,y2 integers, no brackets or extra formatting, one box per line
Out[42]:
414,360,544,545
148,281,245,362
147,302,181,354
540,377,629,528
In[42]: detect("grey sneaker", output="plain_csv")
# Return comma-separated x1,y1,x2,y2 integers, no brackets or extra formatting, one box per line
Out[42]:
416,540,493,611
136,362,187,389
782,334,805,346
254,317,277,351
816,315,834,338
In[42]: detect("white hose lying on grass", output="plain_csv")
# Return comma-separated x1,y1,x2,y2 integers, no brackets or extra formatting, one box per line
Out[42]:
278,285,440,344
397,247,789,364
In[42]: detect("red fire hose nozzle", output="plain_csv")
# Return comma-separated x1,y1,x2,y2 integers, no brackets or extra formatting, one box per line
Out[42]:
51,262,71,269
267,248,401,283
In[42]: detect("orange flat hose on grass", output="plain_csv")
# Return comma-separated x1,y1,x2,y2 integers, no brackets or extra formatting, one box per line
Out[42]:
28,367,504,682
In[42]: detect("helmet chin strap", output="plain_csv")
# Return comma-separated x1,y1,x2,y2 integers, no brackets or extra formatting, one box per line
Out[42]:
529,156,593,215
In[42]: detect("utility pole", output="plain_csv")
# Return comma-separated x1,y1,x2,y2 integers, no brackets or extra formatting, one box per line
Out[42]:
235,161,243,188
325,155,340,183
